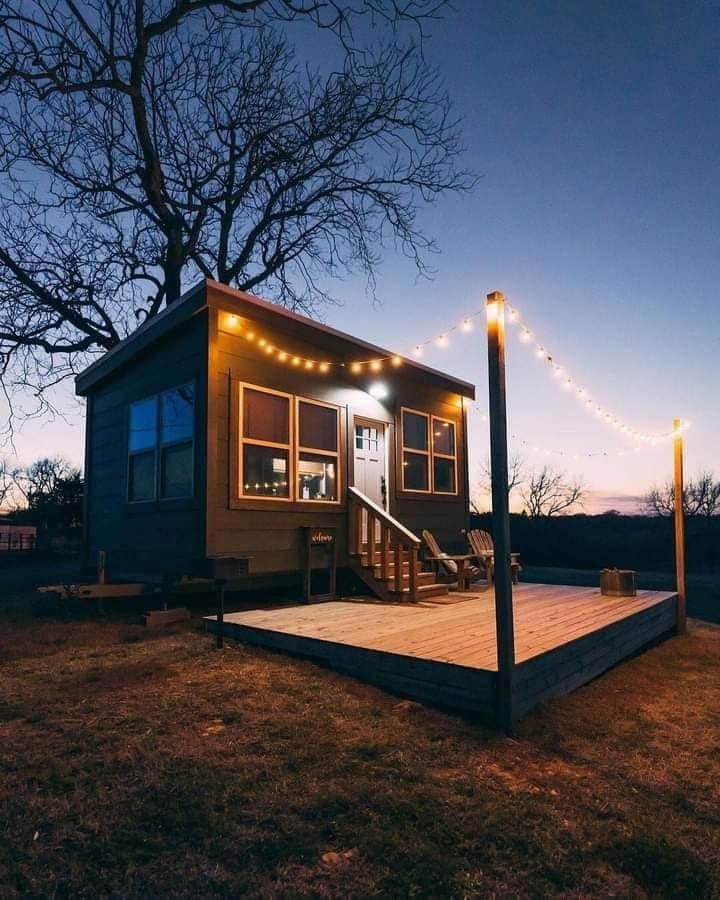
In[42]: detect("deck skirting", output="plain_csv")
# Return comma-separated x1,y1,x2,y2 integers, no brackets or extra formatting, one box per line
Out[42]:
206,585,677,723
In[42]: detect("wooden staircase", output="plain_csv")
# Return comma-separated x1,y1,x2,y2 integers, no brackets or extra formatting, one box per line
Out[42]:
348,486,450,602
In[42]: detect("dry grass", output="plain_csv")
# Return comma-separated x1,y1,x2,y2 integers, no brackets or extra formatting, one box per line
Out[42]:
1,603,719,898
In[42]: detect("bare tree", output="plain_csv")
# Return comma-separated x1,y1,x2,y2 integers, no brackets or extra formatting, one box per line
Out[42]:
521,466,586,517
0,1,473,427
643,471,720,517
0,458,13,508
471,453,526,514
11,456,79,506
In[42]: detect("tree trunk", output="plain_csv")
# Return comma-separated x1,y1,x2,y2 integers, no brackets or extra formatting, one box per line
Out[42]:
164,230,184,304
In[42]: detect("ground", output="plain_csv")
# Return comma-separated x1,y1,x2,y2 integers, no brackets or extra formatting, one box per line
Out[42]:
1,562,719,898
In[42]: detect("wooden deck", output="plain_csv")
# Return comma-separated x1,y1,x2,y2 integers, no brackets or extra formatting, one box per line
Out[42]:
206,583,677,721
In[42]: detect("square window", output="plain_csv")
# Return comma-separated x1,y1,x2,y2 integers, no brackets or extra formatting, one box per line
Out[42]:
403,451,429,491
129,397,157,452
298,401,337,452
161,442,193,498
298,452,337,501
161,384,194,444
433,421,455,456
243,445,290,497
129,449,156,501
243,389,290,444
402,411,428,451
433,457,456,494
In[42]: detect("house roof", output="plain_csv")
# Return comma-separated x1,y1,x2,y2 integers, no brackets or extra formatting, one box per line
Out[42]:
76,279,476,399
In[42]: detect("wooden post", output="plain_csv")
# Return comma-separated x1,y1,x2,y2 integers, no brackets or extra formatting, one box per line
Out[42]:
486,290,516,734
97,550,107,585
216,579,226,648
673,418,687,634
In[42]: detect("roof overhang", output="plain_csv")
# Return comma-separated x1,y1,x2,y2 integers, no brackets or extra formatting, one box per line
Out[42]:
76,279,476,400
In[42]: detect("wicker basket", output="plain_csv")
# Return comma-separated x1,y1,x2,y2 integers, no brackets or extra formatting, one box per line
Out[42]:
600,568,637,597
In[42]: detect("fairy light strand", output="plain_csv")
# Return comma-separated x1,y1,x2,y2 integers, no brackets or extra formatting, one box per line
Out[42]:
225,306,689,446
502,302,689,444
470,405,679,460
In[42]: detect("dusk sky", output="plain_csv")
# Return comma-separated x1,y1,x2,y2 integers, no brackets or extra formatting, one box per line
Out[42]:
6,1,718,513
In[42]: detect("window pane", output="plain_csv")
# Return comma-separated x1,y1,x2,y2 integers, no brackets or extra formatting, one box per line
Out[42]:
161,384,194,444
298,452,337,501
403,451,429,491
298,401,337,451
433,420,455,456
403,411,428,451
243,389,289,444
129,450,156,501
355,426,364,450
433,457,456,493
161,442,193,498
243,445,289,497
129,397,157,451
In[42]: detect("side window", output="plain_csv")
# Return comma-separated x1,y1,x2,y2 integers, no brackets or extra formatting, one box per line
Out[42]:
160,384,194,499
128,383,194,501
128,397,158,501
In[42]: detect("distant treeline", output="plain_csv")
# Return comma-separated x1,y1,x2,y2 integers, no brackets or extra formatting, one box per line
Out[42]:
470,513,720,574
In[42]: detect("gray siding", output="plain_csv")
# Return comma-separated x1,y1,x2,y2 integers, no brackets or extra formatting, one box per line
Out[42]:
83,312,208,579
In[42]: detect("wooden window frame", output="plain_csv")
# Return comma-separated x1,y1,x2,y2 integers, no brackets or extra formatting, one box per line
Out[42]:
127,382,195,504
295,396,342,505
238,383,294,503
234,382,342,506
400,407,431,495
431,415,459,496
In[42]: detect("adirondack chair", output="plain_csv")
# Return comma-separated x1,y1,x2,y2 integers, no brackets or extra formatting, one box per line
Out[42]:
465,529,522,585
421,530,483,590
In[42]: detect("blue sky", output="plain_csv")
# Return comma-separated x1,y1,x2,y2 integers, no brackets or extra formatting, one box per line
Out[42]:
7,1,719,511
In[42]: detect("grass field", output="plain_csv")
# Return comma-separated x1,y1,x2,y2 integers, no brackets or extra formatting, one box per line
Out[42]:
1,570,720,897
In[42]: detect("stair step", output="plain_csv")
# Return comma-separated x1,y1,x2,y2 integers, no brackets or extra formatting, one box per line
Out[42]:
372,569,435,587
388,582,450,600
414,583,451,599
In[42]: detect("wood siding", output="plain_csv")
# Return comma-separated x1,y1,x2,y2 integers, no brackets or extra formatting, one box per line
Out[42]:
207,291,470,575
83,312,209,578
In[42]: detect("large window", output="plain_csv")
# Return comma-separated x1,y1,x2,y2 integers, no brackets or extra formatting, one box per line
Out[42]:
401,408,458,495
238,384,340,503
128,383,194,502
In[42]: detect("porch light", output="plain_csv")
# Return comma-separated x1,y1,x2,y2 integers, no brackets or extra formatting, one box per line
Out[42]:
368,382,389,400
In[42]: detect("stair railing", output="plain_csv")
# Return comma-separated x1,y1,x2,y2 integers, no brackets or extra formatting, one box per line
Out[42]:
348,486,421,597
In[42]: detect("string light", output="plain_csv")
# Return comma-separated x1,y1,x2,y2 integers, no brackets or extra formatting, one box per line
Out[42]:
504,303,689,444
469,405,688,460
221,303,689,446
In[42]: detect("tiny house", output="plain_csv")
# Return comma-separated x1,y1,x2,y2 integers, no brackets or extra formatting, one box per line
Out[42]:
76,280,475,599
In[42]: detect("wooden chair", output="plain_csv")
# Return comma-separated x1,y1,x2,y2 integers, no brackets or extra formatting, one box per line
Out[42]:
421,529,483,588
465,529,522,585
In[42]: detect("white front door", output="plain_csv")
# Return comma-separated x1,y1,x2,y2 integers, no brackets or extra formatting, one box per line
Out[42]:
353,419,387,509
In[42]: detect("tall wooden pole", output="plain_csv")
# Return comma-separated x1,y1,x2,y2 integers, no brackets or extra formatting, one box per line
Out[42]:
673,418,687,634
486,291,516,734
